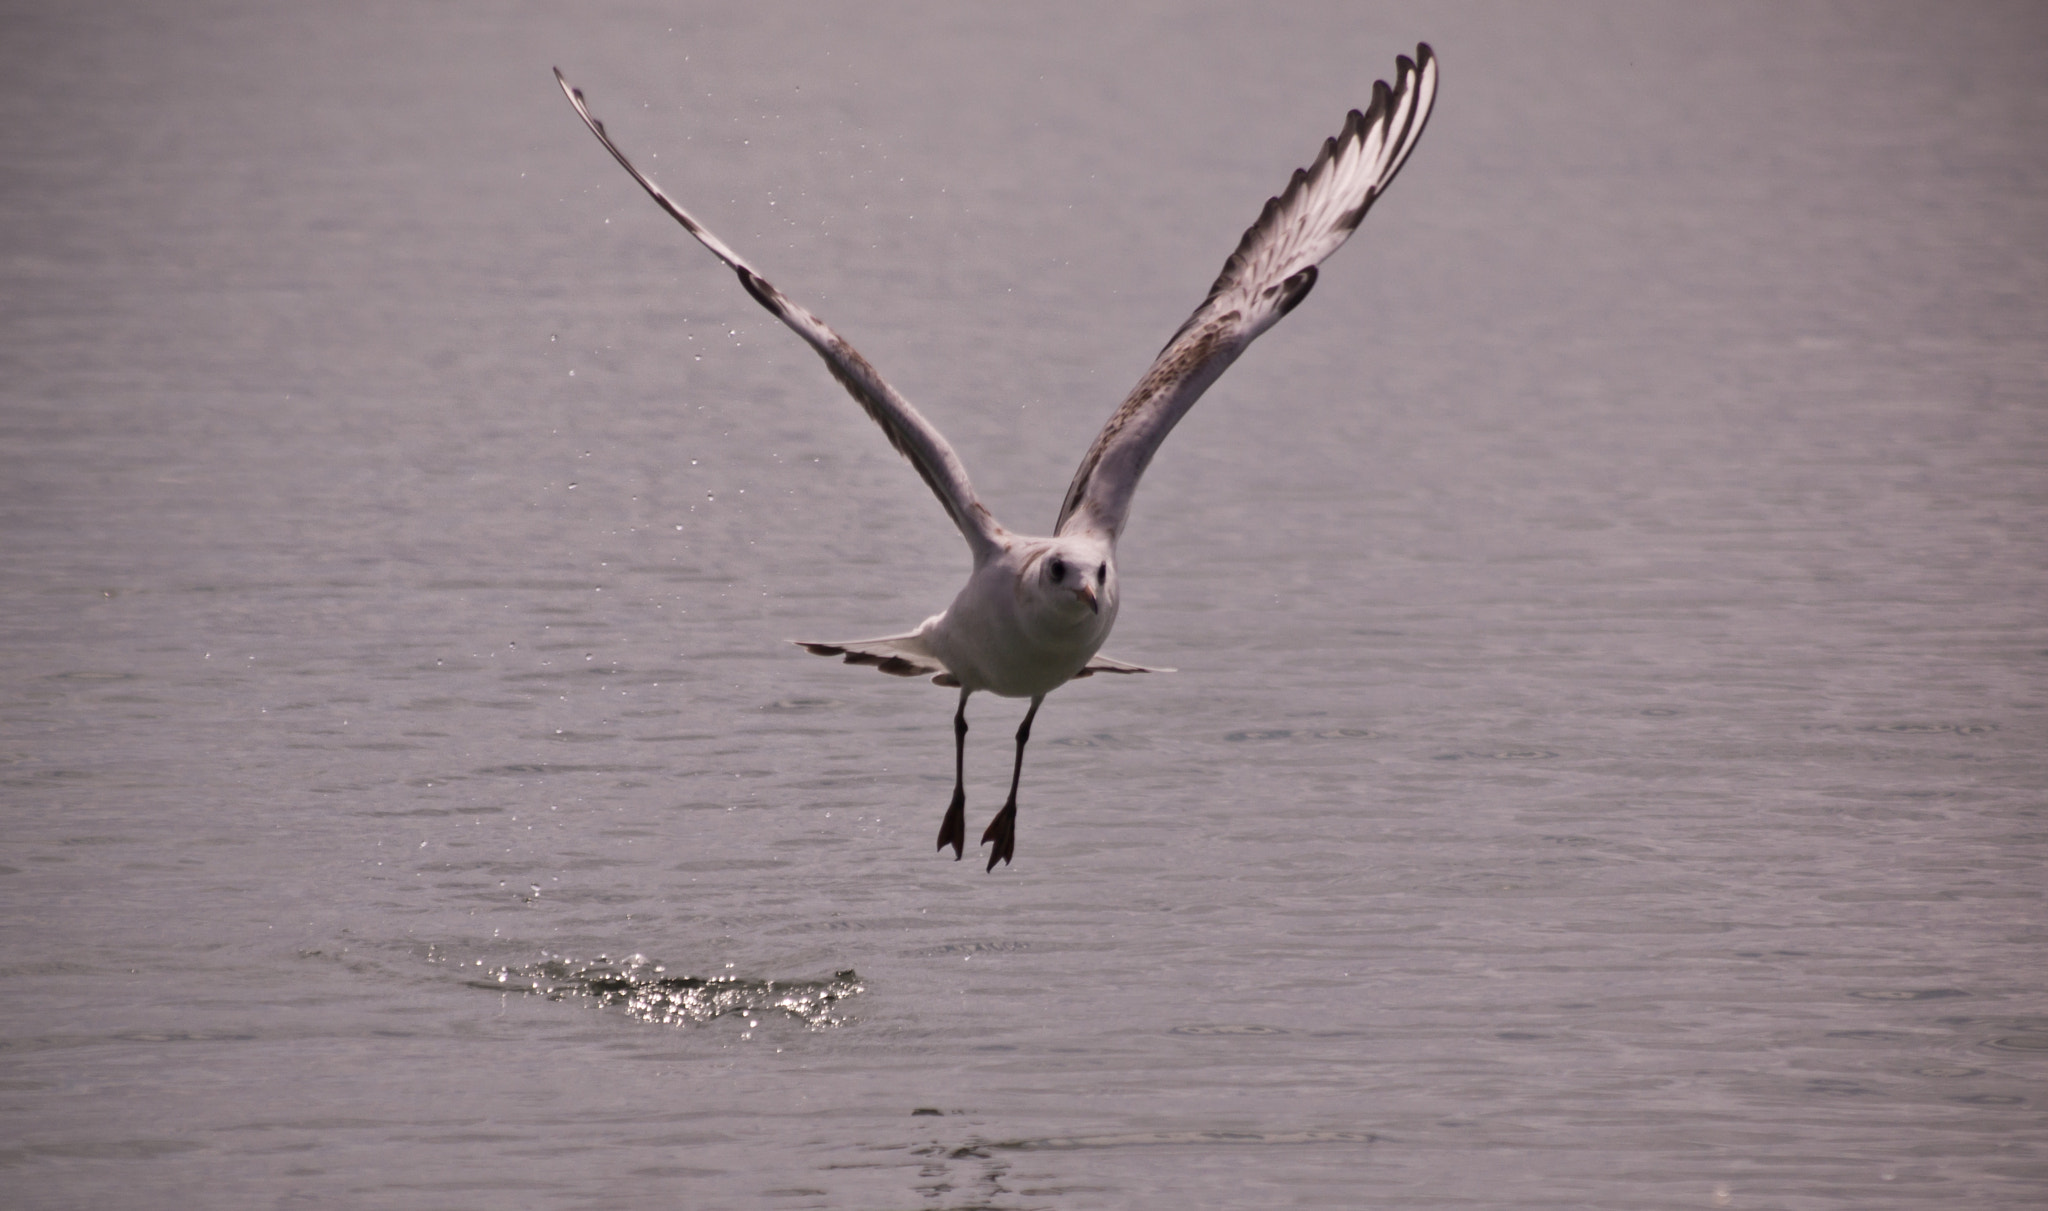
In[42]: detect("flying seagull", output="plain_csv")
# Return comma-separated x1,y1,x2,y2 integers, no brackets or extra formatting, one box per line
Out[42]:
555,45,1436,871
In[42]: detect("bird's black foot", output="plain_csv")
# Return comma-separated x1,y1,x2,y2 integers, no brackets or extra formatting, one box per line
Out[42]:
937,785,966,860
980,802,1016,871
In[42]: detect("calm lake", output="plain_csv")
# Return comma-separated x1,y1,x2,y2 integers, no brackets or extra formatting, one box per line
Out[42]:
2,2,2043,1207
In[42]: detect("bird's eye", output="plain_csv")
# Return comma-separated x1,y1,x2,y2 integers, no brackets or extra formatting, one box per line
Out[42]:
1047,557,1066,581
1096,563,1107,585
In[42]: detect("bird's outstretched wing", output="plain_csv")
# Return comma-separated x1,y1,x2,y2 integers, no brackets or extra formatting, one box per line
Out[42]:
555,69,1004,561
1054,45,1437,542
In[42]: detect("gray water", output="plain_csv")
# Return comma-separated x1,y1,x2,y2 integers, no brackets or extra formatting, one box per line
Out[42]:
3,2,2044,1207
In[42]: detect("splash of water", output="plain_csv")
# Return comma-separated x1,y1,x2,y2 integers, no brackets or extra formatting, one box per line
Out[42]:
481,953,862,1027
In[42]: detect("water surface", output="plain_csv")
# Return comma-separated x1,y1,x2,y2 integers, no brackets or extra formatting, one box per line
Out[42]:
2,2,2044,1207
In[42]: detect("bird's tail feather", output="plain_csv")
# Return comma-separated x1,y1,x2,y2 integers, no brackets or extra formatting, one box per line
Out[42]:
1072,653,1174,678
792,637,1170,686
791,634,953,683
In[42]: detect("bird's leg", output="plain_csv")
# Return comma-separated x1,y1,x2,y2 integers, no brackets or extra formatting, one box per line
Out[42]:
980,695,1041,871
937,687,970,859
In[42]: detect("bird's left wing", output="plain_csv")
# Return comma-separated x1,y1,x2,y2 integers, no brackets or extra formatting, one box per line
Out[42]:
556,70,1004,562
1055,44,1436,542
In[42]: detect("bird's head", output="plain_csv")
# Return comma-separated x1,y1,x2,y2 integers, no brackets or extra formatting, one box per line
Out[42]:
1026,537,1116,626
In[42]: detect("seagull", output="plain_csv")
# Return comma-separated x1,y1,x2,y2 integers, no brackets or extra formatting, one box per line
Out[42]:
556,45,1436,871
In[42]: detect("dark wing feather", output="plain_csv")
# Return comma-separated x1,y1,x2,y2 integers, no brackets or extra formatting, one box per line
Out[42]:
1055,45,1437,541
556,69,1003,561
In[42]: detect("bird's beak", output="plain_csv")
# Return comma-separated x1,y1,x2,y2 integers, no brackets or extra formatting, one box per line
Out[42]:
1075,583,1099,614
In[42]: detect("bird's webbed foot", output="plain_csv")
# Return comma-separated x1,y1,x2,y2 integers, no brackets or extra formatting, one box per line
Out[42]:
937,784,966,860
980,802,1017,871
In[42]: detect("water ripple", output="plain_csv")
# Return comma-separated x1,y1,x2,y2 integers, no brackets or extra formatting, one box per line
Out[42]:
476,953,862,1027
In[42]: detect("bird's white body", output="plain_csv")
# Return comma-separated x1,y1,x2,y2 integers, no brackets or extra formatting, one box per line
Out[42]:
919,534,1119,698
556,45,1437,868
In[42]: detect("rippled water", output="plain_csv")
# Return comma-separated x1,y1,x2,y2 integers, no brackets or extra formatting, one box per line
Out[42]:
3,2,2044,1208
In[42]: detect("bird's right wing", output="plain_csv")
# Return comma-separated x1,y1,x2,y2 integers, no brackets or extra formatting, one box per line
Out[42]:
1055,45,1436,542
556,69,1004,562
